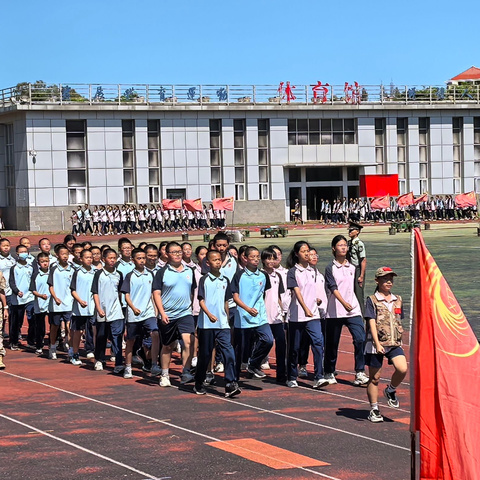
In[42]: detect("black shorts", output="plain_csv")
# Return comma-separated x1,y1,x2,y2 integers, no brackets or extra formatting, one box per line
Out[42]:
159,315,195,346
70,315,93,331
365,346,405,369
50,311,72,327
126,317,158,340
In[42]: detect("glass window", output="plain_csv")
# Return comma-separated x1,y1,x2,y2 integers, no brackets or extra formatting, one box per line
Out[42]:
297,119,308,132
289,168,301,182
259,166,268,183
347,167,359,180
67,151,86,169
66,133,85,150
148,150,159,167
210,150,220,166
210,133,220,148
148,133,159,149
66,120,86,133
211,167,221,184
124,170,134,186
149,169,159,185
235,167,244,183
235,184,244,200
259,149,268,165
234,149,244,165
68,170,86,187
123,151,134,168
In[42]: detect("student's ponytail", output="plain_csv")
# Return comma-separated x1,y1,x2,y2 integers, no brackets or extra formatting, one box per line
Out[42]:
286,241,310,269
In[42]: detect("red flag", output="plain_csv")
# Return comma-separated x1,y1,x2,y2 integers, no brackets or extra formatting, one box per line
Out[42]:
414,193,428,204
162,199,182,210
455,191,477,208
412,228,480,480
183,198,203,212
370,195,390,209
212,197,234,211
397,192,415,207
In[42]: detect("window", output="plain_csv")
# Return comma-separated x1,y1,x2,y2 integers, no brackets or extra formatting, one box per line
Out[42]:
4,124,15,206
397,118,408,189
66,120,87,204
258,119,270,199
418,117,430,192
209,119,222,199
122,120,136,203
233,119,246,200
453,117,463,193
375,118,386,173
288,119,356,145
148,120,161,203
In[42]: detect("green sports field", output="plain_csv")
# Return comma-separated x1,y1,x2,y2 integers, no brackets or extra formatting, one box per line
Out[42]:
174,223,480,339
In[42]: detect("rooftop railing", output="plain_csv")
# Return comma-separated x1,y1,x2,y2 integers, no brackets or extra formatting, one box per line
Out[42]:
1,82,480,107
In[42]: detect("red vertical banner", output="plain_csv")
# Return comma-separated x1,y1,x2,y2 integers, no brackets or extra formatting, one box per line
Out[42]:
412,228,480,480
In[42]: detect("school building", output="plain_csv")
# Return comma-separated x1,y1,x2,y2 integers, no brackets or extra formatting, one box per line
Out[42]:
1,70,480,230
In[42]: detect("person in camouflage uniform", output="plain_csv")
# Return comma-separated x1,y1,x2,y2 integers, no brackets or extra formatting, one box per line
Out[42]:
347,222,366,315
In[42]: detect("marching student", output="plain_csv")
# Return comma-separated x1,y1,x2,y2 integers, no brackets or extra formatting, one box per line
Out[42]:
261,247,287,383
145,244,160,275
71,243,84,270
19,237,35,265
69,249,96,366
121,248,159,379
324,235,368,386
38,238,57,267
47,245,75,360
194,250,241,397
8,245,35,350
285,241,328,389
0,271,7,368
91,248,125,372
365,267,407,423
90,246,103,270
29,252,51,355
153,241,196,386
0,238,16,314
231,246,274,381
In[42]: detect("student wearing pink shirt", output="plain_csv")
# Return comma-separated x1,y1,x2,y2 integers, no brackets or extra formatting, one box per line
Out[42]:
286,241,329,389
324,235,368,386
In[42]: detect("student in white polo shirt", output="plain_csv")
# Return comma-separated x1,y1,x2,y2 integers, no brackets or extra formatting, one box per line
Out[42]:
285,241,328,389
121,248,159,379
324,235,368,386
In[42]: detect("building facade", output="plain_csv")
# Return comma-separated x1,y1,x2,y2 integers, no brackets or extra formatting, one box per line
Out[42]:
1,82,480,230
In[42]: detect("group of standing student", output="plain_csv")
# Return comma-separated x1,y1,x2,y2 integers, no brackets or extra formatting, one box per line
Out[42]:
69,204,228,237
0,228,407,422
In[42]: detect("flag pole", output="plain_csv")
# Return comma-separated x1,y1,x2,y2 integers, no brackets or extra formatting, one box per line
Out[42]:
409,228,417,480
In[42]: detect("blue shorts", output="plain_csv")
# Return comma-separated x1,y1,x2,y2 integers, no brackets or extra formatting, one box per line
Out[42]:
50,311,72,327
365,346,405,369
70,316,93,331
126,317,158,340
159,315,195,346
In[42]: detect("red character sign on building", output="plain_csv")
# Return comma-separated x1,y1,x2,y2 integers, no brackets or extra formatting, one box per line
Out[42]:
278,81,296,103
344,81,361,105
312,81,330,103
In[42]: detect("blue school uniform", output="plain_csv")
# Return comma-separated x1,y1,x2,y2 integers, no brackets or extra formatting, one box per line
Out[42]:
70,267,96,317
29,269,51,314
91,268,124,322
0,253,16,297
120,269,155,323
47,263,74,312
197,272,231,329
9,263,34,305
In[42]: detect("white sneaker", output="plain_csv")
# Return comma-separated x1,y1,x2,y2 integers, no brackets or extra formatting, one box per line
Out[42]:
159,374,171,387
86,352,95,359
368,408,384,423
113,365,125,374
49,348,57,360
70,355,82,366
298,365,308,377
94,360,103,371
150,365,162,377
191,356,198,368
123,366,133,379
312,377,329,389
354,371,369,386
110,356,116,362
260,361,270,370
214,362,224,373
324,373,337,385
286,380,299,388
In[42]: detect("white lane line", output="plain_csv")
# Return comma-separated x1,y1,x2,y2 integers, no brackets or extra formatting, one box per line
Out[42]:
0,372,341,479
0,413,161,480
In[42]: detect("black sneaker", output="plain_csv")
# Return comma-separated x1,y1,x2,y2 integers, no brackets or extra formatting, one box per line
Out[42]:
193,385,207,395
384,387,400,408
247,365,266,379
225,382,242,398
203,371,216,386
142,359,152,373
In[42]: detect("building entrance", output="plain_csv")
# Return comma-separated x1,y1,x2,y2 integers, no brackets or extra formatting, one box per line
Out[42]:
306,187,343,220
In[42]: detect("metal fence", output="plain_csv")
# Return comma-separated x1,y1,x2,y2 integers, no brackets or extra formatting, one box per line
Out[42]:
2,82,480,106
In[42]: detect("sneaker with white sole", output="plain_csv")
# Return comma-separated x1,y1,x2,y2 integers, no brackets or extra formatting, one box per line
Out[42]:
203,371,215,386
159,374,171,387
368,408,384,423
193,385,207,395
225,382,242,398
324,373,337,384
113,365,125,374
214,362,224,373
286,380,299,388
312,377,329,389
86,352,95,359
191,356,198,368
35,348,43,356
150,365,162,377
48,347,57,360
384,387,400,408
260,361,270,370
123,366,133,379
70,354,82,366
247,365,266,379
298,365,308,377
94,360,103,371
353,371,369,386
180,371,195,384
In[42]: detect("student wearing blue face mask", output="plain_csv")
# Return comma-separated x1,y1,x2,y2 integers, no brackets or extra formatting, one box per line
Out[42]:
8,245,35,350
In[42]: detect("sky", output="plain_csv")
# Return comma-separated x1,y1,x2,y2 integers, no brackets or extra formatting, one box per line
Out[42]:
1,0,479,89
